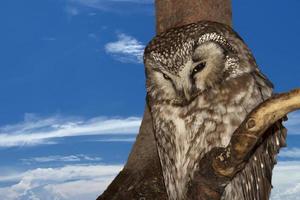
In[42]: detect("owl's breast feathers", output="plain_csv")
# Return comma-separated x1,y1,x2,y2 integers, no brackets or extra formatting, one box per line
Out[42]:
150,72,285,200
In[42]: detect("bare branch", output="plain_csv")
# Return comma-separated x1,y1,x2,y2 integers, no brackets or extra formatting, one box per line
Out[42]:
187,89,300,200
215,88,300,176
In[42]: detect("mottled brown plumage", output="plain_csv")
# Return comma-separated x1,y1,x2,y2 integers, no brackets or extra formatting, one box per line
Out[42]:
144,21,286,200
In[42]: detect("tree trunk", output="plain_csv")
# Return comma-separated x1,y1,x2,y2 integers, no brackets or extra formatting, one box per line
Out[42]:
97,1,232,199
156,0,232,34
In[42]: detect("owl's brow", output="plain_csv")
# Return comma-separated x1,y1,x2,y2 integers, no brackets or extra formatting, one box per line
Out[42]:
151,66,168,74
152,67,180,78
152,67,163,73
152,67,170,75
192,54,204,63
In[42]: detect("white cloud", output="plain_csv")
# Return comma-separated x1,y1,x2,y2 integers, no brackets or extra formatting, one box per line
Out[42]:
279,148,300,159
95,137,136,142
41,37,57,41
0,114,141,147
0,161,299,200
65,5,80,16
284,111,300,135
105,33,145,63
0,164,122,200
21,154,102,164
271,161,300,200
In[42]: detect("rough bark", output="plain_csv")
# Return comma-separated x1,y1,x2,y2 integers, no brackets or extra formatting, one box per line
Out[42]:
97,105,168,200
156,0,232,34
97,1,232,199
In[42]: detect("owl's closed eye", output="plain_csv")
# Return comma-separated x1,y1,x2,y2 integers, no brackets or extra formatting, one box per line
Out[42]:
145,40,244,106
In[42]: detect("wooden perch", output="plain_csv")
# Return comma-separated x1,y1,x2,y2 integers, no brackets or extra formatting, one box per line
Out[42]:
187,89,300,200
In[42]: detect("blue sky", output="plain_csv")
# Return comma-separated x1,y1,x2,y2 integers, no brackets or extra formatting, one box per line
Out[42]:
0,0,299,199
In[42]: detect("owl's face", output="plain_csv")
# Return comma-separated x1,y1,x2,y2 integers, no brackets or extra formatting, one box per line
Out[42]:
144,22,257,106
146,42,233,106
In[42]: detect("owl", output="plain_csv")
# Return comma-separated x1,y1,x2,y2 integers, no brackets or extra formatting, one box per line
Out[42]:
144,21,286,200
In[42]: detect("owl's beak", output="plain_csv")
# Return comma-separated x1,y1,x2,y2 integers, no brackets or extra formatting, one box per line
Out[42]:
181,80,192,103
183,87,191,102
176,75,193,105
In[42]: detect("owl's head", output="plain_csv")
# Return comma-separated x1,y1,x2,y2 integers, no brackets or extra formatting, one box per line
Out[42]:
144,21,258,106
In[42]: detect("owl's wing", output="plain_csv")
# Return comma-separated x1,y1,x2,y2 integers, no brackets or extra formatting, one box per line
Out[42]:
223,121,287,200
254,70,274,89
223,71,287,200
252,70,274,101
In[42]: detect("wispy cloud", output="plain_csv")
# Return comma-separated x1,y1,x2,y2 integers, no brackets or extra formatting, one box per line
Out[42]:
94,137,136,142
0,161,299,200
105,33,144,63
0,164,122,200
279,148,300,159
284,111,300,135
65,5,80,16
271,161,300,200
41,37,57,41
64,2,83,18
0,114,141,147
21,154,102,164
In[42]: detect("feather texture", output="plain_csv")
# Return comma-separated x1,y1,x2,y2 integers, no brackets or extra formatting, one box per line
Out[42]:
144,21,286,200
